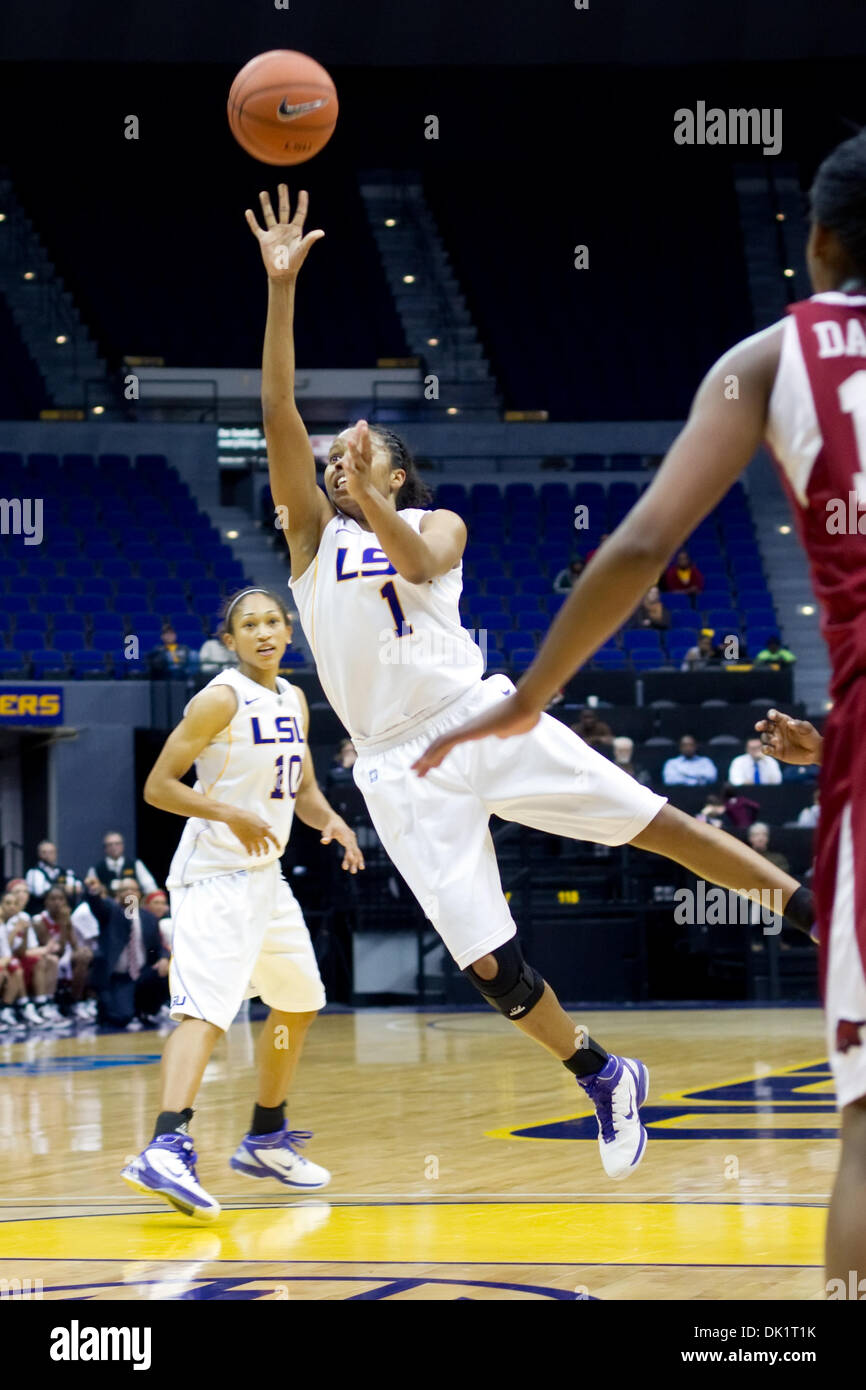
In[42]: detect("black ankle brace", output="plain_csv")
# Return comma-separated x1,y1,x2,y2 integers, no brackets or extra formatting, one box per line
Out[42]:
562,1032,610,1078
153,1107,194,1139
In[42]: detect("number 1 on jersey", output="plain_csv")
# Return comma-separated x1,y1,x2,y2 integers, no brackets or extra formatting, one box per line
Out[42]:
380,580,413,636
839,370,866,504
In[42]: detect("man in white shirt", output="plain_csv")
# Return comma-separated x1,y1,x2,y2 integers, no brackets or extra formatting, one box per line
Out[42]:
25,841,82,904
87,831,158,897
662,735,718,786
728,737,783,786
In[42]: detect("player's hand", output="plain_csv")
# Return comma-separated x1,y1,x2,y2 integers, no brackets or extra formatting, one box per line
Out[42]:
320,816,365,873
225,808,281,856
341,420,375,503
413,689,541,777
755,708,823,766
245,186,325,281
155,957,170,978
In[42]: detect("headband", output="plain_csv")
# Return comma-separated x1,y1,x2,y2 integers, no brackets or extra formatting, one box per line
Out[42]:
224,588,270,623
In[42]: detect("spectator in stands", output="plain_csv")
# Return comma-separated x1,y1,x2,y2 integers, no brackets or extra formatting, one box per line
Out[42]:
142,889,173,954
697,792,726,827
149,623,190,676
612,736,653,786
662,734,718,786
747,821,790,874
571,707,615,751
553,557,585,594
754,635,796,666
85,877,170,1030
1,887,58,1027
722,782,761,829
199,628,239,676
681,629,723,671
728,737,783,786
663,548,704,596
32,886,91,1022
88,831,158,896
797,788,821,828
629,585,671,631
25,839,82,909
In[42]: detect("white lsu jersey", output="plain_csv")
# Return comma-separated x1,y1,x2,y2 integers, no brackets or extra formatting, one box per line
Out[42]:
166,667,307,888
290,507,484,752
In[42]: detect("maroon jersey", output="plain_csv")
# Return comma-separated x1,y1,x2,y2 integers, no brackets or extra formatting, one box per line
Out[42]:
766,290,866,1000
766,290,866,698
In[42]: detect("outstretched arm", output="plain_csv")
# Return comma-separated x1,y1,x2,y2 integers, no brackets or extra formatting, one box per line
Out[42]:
413,324,783,775
755,708,823,765
247,185,334,579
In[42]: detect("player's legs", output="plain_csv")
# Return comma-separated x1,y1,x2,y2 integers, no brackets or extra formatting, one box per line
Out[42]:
158,1017,223,1112
629,803,802,913
123,870,276,1219
230,874,330,1190
471,681,813,934
255,1008,318,1106
826,1099,866,1289
69,945,93,1003
821,803,866,1289
356,715,647,1177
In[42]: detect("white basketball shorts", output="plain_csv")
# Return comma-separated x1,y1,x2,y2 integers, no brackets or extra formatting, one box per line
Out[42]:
353,674,666,969
168,861,326,1031
825,804,866,1109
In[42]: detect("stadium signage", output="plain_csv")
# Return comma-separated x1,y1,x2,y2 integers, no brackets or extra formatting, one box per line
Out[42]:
0,687,64,725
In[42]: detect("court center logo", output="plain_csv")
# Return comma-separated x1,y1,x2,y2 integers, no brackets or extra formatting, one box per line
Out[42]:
491,1060,836,1143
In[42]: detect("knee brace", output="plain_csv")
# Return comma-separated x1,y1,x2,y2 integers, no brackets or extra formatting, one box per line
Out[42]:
462,938,545,1020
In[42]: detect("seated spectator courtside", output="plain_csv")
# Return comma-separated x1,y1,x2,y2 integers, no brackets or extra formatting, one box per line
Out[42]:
662,735,718,787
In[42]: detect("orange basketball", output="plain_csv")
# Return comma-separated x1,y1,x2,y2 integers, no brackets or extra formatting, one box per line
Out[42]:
227,50,338,166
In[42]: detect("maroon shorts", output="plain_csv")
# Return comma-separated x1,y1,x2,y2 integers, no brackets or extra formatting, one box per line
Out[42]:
815,676,866,1107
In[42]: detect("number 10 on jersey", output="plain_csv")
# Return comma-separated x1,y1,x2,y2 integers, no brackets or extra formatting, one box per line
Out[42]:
271,753,303,800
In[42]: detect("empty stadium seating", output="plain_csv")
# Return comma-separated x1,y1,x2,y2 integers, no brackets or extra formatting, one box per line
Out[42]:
0,451,252,678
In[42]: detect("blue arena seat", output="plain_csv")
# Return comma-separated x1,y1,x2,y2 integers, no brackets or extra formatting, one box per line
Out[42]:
30,648,67,677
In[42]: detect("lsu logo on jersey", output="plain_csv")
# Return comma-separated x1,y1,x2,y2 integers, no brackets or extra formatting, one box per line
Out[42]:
250,715,305,745
336,546,397,581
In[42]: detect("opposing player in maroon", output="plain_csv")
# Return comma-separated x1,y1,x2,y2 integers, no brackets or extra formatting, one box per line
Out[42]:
415,130,866,1288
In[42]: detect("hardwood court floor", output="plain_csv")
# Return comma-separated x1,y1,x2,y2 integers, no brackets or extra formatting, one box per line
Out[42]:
0,1007,834,1300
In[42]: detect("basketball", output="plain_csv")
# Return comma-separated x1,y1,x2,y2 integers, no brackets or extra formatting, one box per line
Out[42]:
227,50,338,166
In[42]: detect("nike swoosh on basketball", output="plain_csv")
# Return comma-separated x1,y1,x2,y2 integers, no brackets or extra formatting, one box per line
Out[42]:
277,98,328,122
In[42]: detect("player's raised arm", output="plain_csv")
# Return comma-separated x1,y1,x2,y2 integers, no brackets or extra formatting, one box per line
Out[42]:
144,686,280,856
246,185,334,578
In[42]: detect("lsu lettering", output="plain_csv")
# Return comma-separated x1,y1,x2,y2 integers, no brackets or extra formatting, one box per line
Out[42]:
336,546,397,581
250,715,305,745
